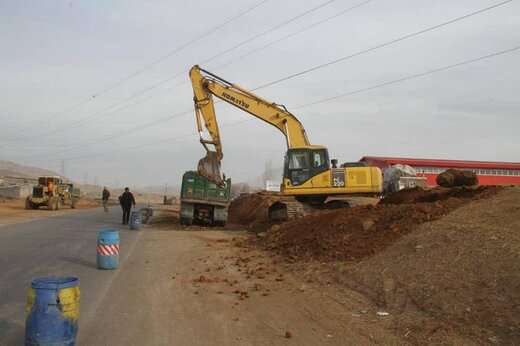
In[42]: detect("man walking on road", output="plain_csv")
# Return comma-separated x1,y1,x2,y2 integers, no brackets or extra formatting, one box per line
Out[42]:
119,187,136,225
102,187,110,212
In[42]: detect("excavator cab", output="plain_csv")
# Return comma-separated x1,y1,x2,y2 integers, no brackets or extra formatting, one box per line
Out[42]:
284,147,330,186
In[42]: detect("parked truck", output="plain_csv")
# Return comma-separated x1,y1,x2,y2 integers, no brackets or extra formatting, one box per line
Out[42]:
180,171,231,226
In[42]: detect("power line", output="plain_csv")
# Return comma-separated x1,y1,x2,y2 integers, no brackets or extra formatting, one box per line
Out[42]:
1,0,270,143
256,0,514,89
4,0,372,145
3,0,339,143
198,0,340,66
2,68,188,144
74,0,373,139
292,45,520,109
88,0,271,99
64,108,194,151
45,44,520,163
79,0,514,146
65,0,373,143
54,119,252,162
211,0,376,72
212,45,520,133
10,0,515,160
39,0,367,151
25,78,187,140
79,0,513,147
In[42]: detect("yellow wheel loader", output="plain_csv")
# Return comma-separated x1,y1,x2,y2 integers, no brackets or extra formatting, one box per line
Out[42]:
25,176,80,210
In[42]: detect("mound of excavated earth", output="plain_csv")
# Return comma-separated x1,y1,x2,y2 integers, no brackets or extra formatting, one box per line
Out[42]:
228,192,279,228
342,186,520,344
257,186,499,262
436,168,479,187
380,185,495,205
252,186,519,344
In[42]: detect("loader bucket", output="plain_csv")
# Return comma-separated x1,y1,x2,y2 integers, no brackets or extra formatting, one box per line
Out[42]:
198,151,225,186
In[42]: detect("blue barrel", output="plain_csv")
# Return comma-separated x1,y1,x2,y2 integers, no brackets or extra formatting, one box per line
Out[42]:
129,211,141,230
25,277,80,346
97,229,119,269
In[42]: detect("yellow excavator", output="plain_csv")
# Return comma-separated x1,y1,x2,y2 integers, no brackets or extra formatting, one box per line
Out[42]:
189,65,383,219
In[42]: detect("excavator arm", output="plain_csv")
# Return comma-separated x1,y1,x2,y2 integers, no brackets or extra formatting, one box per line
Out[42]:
190,66,225,184
190,65,311,184
190,65,310,148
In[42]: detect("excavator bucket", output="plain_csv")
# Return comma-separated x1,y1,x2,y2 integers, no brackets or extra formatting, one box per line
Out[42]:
197,151,225,186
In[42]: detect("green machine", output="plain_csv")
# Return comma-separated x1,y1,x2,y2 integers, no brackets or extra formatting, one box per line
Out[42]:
180,171,231,226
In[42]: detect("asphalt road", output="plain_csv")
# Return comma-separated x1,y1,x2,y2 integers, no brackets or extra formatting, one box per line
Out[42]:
0,204,391,346
0,206,141,345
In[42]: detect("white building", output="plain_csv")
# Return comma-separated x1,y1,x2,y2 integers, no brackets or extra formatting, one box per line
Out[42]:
264,180,281,192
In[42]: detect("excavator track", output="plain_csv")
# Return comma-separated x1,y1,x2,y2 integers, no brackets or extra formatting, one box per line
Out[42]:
267,195,351,222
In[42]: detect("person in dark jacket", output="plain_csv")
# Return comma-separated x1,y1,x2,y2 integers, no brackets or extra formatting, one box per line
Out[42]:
102,187,110,212
119,187,136,225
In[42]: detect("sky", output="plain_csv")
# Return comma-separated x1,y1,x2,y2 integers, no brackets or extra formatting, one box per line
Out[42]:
0,0,519,188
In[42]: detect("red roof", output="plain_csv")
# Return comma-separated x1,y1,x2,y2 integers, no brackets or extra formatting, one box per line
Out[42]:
360,156,520,170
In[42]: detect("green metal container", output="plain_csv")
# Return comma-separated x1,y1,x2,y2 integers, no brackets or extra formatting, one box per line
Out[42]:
180,171,231,226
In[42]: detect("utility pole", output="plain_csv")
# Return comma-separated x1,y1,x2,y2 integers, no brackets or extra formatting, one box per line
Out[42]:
60,160,66,177
163,183,169,205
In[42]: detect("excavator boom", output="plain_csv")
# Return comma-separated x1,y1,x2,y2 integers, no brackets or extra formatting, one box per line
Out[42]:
190,65,312,184
191,66,310,146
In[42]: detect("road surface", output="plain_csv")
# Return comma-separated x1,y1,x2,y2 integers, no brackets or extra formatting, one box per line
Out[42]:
0,206,142,345
0,206,397,345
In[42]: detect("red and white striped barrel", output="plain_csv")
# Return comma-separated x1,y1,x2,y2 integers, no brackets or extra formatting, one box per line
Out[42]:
97,230,119,269
96,243,119,256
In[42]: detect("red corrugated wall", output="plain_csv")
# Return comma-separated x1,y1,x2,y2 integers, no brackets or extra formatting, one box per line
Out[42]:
360,157,520,187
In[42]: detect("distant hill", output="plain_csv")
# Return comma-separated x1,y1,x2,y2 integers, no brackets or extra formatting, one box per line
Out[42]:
0,160,61,179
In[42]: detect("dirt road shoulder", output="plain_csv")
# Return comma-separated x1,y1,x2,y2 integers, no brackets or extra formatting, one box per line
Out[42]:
0,198,99,227
80,227,404,346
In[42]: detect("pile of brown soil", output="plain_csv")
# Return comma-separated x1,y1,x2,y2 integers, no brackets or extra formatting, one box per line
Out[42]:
436,168,478,187
228,192,278,228
341,187,520,344
257,186,499,262
381,185,497,204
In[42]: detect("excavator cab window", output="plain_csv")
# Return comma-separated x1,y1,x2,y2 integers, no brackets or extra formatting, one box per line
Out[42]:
312,151,327,169
285,148,329,186
288,151,309,170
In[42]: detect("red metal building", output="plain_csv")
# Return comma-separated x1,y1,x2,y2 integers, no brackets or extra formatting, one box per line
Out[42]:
360,156,520,187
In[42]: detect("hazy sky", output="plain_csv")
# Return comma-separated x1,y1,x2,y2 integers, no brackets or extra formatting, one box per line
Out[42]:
1,0,519,187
